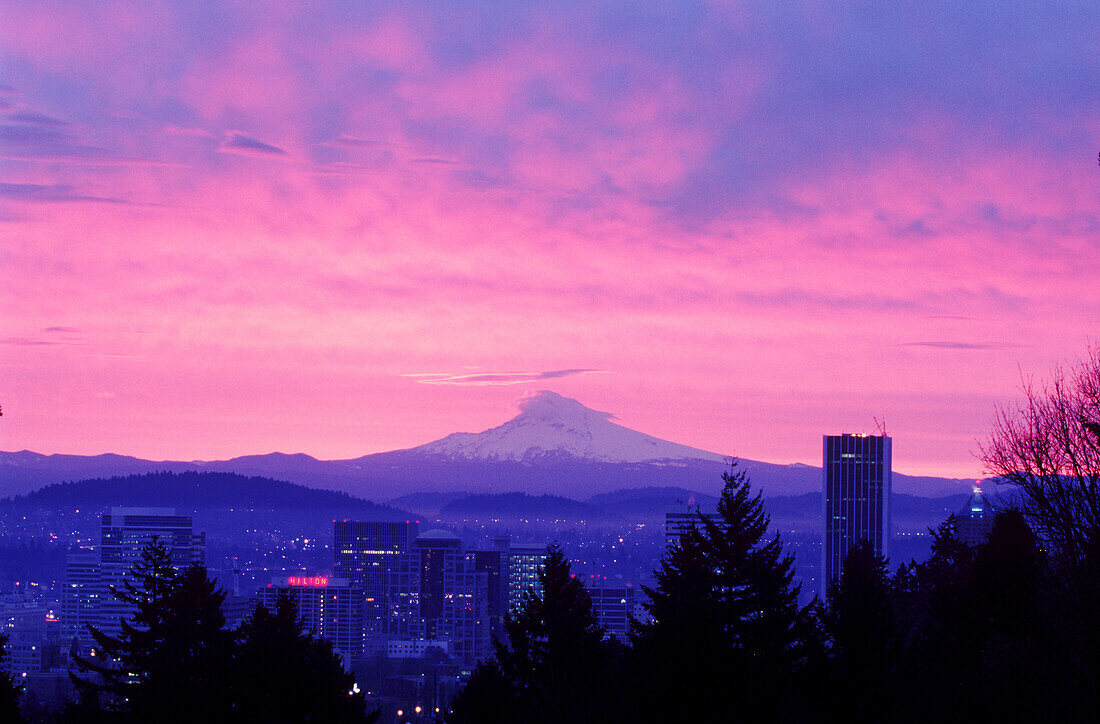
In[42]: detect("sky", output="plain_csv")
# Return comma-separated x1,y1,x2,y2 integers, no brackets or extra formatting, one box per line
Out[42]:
1,2,1098,479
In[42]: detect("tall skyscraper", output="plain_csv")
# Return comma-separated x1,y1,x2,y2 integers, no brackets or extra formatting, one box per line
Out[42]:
333,520,419,632
471,549,507,642
385,529,490,667
96,508,205,637
822,434,892,588
61,552,100,646
956,484,994,547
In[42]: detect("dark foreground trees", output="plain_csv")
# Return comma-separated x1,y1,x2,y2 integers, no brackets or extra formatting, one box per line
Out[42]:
452,465,817,724
980,345,1100,569
631,464,816,723
0,633,24,723
448,454,1098,722
450,544,626,724
67,539,376,723
234,588,369,723
71,544,234,721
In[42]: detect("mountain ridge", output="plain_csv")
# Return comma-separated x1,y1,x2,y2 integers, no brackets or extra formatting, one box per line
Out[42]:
0,391,976,499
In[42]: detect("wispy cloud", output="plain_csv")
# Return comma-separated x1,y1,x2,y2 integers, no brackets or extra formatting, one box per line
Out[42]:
6,110,68,126
1,337,59,346
217,131,287,157
901,341,1018,350
0,182,128,204
406,368,605,386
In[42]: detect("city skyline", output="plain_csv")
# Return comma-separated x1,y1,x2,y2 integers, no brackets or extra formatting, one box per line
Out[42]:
3,3,1100,480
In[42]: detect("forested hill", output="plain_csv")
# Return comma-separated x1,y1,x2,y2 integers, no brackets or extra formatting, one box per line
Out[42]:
1,470,408,518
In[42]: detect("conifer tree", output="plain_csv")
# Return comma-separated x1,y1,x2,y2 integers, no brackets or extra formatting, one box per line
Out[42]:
450,545,619,724
0,632,24,723
70,539,234,722
232,589,375,723
825,541,898,720
632,462,812,722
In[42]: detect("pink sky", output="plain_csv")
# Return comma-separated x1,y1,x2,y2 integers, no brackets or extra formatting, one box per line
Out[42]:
2,3,1099,479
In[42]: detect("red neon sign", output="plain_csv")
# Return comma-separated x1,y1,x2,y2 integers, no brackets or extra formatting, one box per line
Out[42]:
288,576,328,587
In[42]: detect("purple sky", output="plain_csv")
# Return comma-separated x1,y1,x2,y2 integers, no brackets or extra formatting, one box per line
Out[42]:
2,2,1099,479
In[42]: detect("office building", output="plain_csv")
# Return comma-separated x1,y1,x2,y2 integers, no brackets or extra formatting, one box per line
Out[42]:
93,508,205,638
957,485,995,547
665,508,722,550
334,520,419,632
385,529,490,667
61,552,101,646
587,583,635,637
823,434,892,587
256,576,364,668
506,544,546,613
1,607,51,679
471,549,507,642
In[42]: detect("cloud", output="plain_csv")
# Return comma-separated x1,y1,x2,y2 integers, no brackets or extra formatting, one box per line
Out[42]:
406,368,604,386
6,110,68,126
410,157,459,166
1,337,59,346
901,341,1016,350
217,131,288,157
0,182,128,204
43,326,82,333
163,124,213,138
319,135,391,148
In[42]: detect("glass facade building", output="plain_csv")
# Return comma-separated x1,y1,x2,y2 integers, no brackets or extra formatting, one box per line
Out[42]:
822,434,892,588
333,520,419,632
505,544,546,613
96,508,204,638
385,530,490,667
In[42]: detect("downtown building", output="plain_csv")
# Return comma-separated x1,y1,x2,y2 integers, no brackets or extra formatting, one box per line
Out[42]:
64,508,205,643
665,507,722,550
384,529,492,667
822,434,892,588
587,582,636,638
505,543,546,612
333,520,420,634
60,552,100,647
255,576,364,668
956,485,995,547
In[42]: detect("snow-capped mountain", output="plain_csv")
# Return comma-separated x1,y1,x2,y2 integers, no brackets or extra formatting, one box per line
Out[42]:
409,390,727,464
0,391,974,499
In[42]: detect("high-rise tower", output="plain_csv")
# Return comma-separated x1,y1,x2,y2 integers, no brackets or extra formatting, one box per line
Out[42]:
333,520,419,632
822,434,892,588
96,508,205,637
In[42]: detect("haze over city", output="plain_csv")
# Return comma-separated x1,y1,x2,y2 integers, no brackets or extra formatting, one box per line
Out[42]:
4,4,1099,480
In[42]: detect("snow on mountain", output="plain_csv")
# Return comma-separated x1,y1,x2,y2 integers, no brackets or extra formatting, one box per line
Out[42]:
408,390,728,464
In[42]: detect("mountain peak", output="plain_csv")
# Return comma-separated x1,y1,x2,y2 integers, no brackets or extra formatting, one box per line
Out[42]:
409,390,726,464
515,389,616,423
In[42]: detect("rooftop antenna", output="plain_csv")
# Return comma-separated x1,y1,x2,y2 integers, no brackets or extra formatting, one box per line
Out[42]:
873,416,888,437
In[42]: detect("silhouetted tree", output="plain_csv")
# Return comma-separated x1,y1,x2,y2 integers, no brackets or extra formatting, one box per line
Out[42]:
232,589,375,723
980,346,1100,570
825,541,898,721
632,463,813,722
0,632,23,723
450,544,619,724
70,540,234,722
